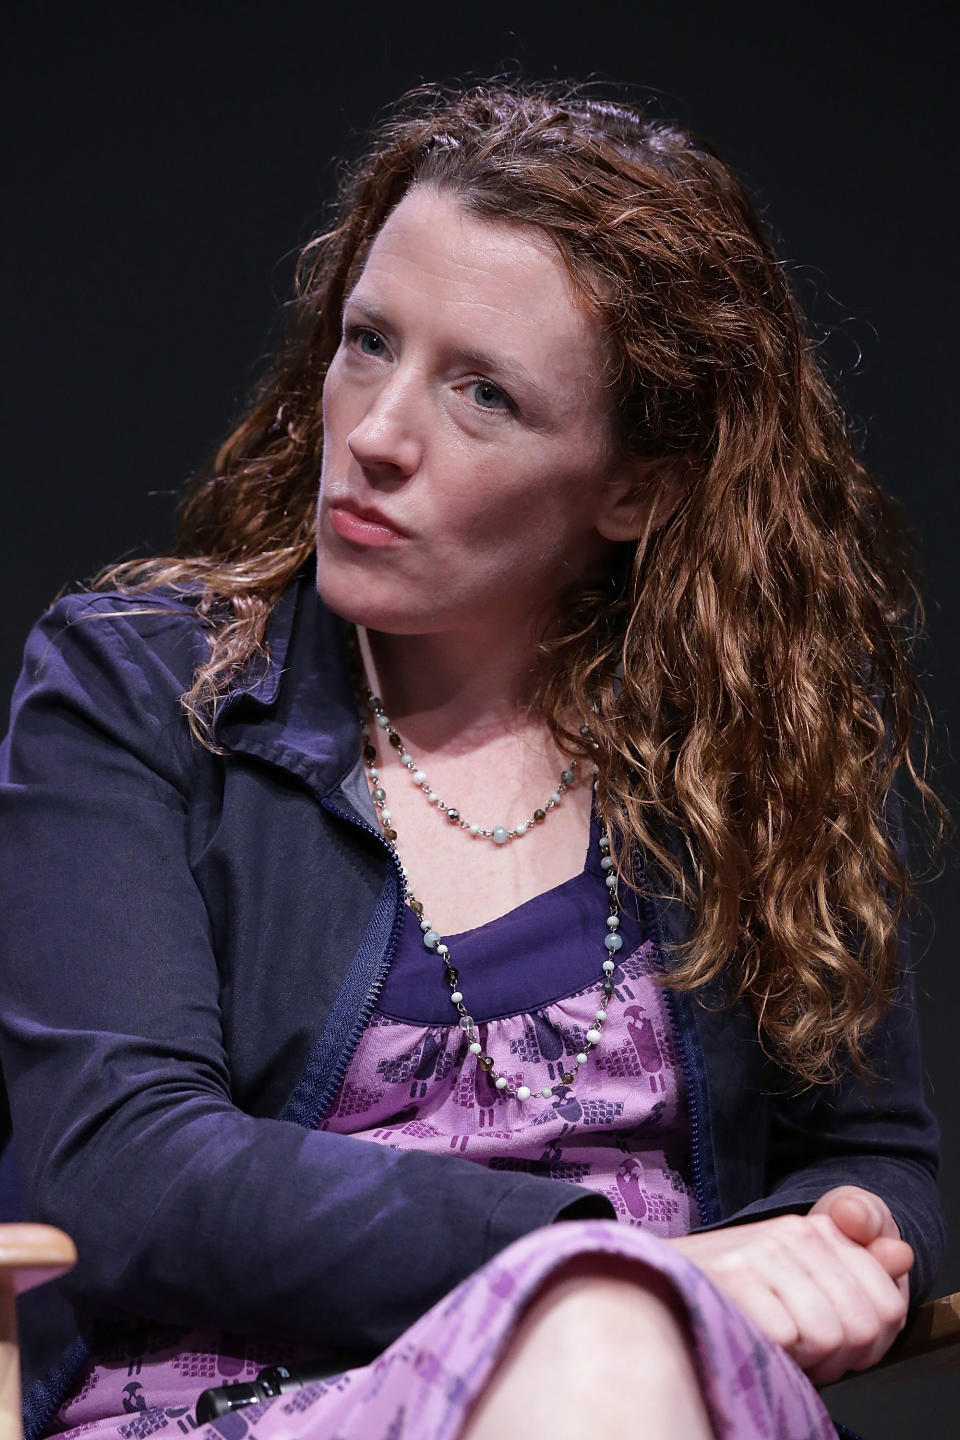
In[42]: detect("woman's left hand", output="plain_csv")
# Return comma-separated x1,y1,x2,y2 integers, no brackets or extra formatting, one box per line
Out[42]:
665,1184,913,1384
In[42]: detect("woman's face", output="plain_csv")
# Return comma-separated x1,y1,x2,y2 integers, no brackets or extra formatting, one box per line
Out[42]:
316,184,642,638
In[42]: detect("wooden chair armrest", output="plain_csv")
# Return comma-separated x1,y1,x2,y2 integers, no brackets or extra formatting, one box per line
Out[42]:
0,1226,76,1440
0,1225,77,1297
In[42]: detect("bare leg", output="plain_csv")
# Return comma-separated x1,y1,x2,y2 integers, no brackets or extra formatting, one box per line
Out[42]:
460,1255,716,1440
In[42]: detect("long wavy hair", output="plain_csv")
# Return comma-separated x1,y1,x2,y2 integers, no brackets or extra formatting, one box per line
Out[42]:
95,78,948,1085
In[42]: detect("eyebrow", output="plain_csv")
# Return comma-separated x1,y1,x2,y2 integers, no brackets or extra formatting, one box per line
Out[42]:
342,294,545,398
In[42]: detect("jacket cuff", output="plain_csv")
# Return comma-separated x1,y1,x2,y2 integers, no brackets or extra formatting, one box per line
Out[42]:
483,1179,615,1262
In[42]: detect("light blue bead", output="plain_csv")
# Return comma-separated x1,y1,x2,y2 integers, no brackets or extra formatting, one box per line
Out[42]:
605,874,618,889
604,933,623,951
601,856,615,871
492,826,510,845
423,929,440,950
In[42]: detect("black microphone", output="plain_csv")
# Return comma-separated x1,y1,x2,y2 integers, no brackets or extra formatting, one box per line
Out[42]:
194,1360,337,1423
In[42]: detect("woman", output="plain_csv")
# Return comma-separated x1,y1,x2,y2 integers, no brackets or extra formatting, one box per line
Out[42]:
0,80,945,1440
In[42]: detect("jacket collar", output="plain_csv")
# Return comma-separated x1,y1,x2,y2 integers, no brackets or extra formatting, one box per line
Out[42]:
211,563,363,799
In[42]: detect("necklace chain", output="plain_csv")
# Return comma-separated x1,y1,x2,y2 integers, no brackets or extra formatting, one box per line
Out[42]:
361,692,582,844
355,682,625,1102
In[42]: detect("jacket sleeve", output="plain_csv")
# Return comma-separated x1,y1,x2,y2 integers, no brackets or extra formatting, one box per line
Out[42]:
0,595,611,1361
713,788,944,1307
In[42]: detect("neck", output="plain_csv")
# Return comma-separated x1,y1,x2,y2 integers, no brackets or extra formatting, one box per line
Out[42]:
357,621,546,754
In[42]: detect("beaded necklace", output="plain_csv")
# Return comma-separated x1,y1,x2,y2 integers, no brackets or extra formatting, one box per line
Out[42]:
355,680,625,1102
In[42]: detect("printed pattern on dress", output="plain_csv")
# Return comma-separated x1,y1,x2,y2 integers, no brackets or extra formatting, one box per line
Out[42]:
319,938,696,1233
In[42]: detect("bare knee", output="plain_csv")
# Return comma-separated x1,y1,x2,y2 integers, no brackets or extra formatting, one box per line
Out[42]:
514,1253,692,1358
461,1255,714,1440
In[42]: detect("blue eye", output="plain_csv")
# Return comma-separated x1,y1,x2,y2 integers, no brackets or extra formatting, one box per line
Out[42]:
471,380,510,412
344,326,386,357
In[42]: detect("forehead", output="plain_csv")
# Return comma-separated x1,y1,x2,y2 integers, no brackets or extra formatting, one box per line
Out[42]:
351,185,607,391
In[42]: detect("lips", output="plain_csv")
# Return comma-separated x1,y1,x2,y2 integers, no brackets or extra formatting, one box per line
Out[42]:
326,496,410,547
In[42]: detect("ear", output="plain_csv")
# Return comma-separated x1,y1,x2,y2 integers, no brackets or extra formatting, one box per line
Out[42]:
594,456,689,544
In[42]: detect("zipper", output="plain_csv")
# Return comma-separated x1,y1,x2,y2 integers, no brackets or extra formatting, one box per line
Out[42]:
640,882,718,1226
308,792,407,1125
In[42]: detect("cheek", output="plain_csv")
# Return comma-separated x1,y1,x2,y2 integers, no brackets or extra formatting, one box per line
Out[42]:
320,364,342,436
437,462,544,549
457,455,593,541
320,356,364,441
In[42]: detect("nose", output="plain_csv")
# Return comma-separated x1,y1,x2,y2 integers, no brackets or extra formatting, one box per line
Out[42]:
346,370,423,480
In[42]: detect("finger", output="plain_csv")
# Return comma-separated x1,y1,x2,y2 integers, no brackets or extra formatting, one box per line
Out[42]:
810,1187,882,1246
866,1234,915,1282
803,1218,910,1376
709,1225,848,1374
713,1268,801,1355
810,1186,900,1245
763,1229,879,1379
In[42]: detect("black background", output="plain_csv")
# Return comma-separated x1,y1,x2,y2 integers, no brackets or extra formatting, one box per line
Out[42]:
4,4,958,1433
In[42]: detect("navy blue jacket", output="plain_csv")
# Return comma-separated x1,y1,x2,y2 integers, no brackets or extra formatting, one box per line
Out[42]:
0,568,943,1428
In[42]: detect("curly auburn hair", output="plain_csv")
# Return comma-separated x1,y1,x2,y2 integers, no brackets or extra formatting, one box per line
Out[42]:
95,77,948,1085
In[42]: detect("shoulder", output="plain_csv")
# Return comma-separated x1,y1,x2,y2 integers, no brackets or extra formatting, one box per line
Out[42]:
6,588,215,780
20,586,211,695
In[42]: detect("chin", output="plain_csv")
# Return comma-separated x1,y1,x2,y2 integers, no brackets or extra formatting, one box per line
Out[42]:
315,554,437,636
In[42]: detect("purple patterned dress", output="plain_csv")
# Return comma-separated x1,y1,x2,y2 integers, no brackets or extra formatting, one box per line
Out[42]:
47,819,839,1440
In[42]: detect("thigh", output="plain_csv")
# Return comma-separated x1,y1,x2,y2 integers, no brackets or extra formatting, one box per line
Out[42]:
48,1220,840,1440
